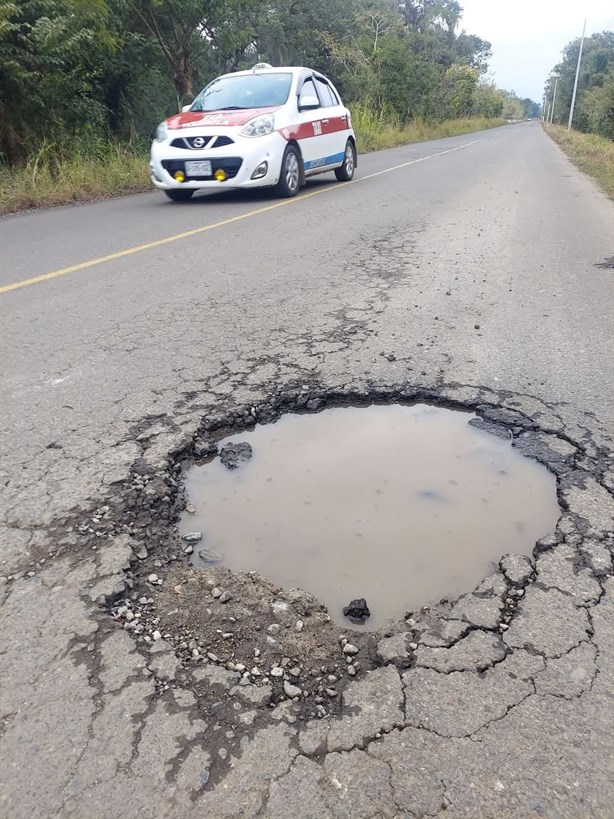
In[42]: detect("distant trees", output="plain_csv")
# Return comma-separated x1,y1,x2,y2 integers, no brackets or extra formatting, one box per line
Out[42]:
545,30,613,138
0,0,536,165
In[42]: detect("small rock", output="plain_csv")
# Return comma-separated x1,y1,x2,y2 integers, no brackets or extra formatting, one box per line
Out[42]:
289,667,301,677
295,620,304,632
218,748,228,760
271,667,284,678
183,545,194,556
211,588,222,599
347,665,356,676
268,624,281,635
343,598,370,624
409,642,418,650
219,591,232,604
343,643,359,655
147,574,159,584
182,532,202,544
192,649,201,658
283,681,302,698
193,440,218,459
125,611,135,622
207,652,219,662
219,442,253,470
326,688,338,697
185,504,197,514
152,630,162,641
198,548,222,565
136,546,148,560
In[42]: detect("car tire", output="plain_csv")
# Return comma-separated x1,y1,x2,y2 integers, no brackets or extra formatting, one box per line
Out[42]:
335,140,355,182
164,189,194,202
275,145,302,198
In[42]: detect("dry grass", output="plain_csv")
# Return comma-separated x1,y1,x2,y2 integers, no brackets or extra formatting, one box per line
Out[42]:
350,103,508,152
1,114,510,215
544,124,614,199
0,140,150,215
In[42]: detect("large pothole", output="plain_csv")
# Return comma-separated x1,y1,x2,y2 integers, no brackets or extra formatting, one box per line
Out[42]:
181,404,560,628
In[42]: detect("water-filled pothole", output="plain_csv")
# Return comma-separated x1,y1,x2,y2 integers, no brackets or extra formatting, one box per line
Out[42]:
182,404,560,628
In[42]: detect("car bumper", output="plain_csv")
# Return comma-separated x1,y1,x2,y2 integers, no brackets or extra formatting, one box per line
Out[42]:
150,131,286,190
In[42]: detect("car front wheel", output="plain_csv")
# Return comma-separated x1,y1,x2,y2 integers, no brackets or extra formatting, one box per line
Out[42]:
275,145,302,198
164,189,194,202
335,140,355,182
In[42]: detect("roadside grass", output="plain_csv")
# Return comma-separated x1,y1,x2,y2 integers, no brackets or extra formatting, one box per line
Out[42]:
544,124,614,198
1,113,508,215
0,139,150,215
350,102,507,151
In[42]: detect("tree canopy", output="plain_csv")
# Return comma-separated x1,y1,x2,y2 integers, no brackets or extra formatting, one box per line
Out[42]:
545,30,614,139
0,0,538,164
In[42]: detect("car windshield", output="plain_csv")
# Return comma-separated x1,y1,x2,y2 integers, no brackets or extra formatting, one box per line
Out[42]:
191,73,293,112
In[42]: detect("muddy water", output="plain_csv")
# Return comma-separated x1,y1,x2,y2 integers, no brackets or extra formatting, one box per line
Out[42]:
183,405,559,628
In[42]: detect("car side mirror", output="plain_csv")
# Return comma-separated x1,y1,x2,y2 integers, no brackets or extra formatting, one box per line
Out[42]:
298,95,320,111
181,104,192,113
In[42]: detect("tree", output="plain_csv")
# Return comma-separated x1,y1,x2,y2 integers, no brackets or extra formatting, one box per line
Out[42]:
0,0,116,162
473,82,504,118
579,63,614,139
547,31,614,132
131,0,226,103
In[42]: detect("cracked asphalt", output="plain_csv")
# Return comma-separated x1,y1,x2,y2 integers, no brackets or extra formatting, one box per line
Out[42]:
1,122,614,818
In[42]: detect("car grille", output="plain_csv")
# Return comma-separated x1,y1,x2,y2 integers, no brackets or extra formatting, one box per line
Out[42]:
161,158,243,180
170,135,235,150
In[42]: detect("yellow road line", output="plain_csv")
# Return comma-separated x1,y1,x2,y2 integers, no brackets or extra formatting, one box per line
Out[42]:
0,139,481,295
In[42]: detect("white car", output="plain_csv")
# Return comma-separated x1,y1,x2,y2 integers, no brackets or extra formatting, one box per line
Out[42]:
150,64,357,201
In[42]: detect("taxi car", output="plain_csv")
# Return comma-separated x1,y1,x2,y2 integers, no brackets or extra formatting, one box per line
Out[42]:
150,64,357,201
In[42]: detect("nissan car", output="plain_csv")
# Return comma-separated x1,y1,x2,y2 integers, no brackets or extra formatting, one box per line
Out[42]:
150,64,357,201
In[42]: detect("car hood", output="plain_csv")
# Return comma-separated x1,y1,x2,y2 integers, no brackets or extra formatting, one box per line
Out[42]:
167,107,282,130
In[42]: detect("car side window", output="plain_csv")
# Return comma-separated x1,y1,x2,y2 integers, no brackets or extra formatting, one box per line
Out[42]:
299,78,319,107
315,79,337,107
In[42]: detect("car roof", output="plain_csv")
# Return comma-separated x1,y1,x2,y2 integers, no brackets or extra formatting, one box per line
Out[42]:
215,66,320,80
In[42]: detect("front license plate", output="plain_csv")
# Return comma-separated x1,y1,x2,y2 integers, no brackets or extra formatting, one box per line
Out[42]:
185,160,212,177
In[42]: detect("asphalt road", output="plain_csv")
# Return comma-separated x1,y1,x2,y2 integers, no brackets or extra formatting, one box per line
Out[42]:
1,122,613,818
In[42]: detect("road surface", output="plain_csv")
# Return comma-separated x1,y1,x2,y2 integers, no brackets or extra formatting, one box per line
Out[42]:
1,122,613,818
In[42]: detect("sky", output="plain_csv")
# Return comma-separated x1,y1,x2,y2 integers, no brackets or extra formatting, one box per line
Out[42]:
459,0,614,101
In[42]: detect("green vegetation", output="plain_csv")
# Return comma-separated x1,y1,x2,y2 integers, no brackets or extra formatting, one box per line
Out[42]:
0,139,150,214
0,0,535,212
544,124,614,198
350,104,506,151
0,116,510,215
544,31,614,138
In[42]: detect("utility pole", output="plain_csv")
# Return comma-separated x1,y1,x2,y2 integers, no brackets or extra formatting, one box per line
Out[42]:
550,75,559,123
568,19,587,130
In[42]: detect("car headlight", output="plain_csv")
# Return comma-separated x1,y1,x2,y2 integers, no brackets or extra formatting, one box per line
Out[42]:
240,114,275,137
155,121,168,142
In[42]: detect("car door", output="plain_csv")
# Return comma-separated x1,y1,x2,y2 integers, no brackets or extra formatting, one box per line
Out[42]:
294,76,327,171
313,76,350,166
